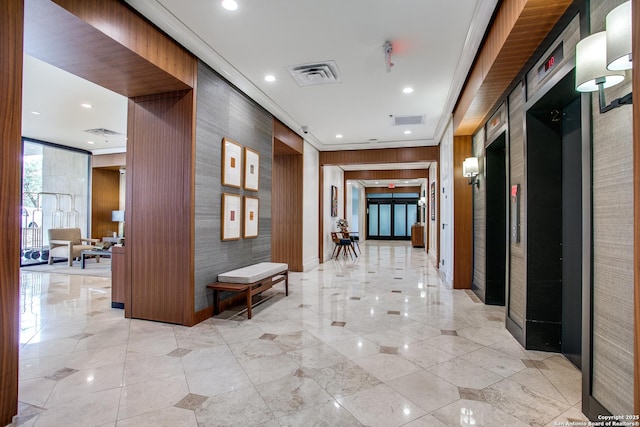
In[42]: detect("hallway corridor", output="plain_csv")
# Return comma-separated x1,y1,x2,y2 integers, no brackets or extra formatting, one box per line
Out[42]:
14,242,587,426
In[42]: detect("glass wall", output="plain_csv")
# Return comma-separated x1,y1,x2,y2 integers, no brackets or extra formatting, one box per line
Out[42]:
367,192,419,240
21,139,90,265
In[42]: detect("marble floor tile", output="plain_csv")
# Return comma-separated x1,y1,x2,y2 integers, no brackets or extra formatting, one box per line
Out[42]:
307,360,381,398
482,378,571,425
239,352,300,385
45,362,125,407
272,330,324,352
337,383,426,427
397,340,457,370
33,388,121,427
328,336,380,360
432,399,531,427
17,377,56,408
122,354,185,386
117,406,198,427
427,357,503,389
195,386,274,427
276,401,363,427
460,346,527,378
255,376,334,418
508,367,570,404
117,375,190,420
15,241,589,427
353,353,420,382
425,334,485,357
288,343,349,369
229,337,284,361
387,370,460,413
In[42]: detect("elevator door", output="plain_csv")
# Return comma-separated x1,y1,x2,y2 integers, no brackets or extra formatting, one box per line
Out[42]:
561,96,582,369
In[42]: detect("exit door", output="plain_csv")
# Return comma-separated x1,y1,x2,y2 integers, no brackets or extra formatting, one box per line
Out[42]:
367,197,418,240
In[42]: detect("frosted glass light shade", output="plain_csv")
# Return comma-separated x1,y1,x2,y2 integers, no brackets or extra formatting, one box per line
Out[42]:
606,1,632,71
462,157,479,177
575,32,624,92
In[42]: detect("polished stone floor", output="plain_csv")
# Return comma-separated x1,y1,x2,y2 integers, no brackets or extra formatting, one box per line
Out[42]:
14,241,589,426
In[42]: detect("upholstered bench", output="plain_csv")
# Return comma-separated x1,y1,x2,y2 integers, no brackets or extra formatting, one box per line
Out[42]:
207,262,288,319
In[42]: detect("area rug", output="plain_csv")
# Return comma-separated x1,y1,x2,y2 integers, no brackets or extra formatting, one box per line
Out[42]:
21,259,112,278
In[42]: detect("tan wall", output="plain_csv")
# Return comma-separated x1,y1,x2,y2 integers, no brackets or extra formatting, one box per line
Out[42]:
590,0,634,415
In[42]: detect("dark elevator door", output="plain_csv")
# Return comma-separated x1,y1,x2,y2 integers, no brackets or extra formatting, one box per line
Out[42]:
561,96,582,369
525,71,582,369
485,133,507,305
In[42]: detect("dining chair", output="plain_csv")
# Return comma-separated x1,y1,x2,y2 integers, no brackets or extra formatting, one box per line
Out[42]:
331,232,354,259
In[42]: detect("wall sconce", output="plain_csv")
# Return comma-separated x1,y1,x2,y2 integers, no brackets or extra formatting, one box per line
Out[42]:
462,157,479,188
575,1,632,113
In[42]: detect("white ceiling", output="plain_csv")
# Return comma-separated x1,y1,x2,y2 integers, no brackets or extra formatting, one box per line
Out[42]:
21,0,498,179
22,55,128,154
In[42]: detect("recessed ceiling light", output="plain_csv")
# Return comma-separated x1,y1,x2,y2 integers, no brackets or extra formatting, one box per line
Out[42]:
81,103,93,109
404,130,412,135
221,0,238,10
87,141,95,145
31,111,40,115
402,87,414,94
375,181,379,184
264,75,276,82
336,134,343,139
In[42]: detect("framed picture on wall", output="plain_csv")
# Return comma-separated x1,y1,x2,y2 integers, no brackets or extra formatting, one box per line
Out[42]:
331,185,338,217
243,196,259,238
430,182,436,221
222,138,242,188
243,147,260,191
221,193,242,241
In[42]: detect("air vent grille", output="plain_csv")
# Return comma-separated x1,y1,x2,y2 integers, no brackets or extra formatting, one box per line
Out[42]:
288,61,341,87
392,115,424,126
84,128,121,136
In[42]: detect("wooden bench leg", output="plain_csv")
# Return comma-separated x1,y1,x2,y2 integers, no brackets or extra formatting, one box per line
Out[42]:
285,271,289,296
246,289,252,319
213,290,220,315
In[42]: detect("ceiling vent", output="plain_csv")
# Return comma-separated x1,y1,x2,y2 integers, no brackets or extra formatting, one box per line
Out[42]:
84,128,121,137
287,61,341,87
391,115,424,126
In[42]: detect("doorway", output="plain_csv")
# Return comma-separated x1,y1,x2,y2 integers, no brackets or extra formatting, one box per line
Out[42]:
367,194,418,240
525,71,582,368
485,132,507,305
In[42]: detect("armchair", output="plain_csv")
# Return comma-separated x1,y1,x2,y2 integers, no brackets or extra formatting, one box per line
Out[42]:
47,228,100,266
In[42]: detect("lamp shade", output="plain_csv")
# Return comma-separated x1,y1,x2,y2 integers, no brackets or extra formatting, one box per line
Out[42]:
462,157,479,177
606,1,632,71
575,32,624,92
111,210,125,222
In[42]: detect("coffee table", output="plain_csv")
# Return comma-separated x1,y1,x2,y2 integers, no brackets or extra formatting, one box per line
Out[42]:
81,249,111,269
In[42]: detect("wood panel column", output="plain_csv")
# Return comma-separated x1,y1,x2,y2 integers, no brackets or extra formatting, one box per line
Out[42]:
0,0,23,424
453,136,473,289
272,119,303,272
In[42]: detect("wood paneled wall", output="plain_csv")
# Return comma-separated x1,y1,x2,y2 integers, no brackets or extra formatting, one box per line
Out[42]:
91,168,120,239
24,0,192,98
126,90,194,324
273,119,303,155
344,169,429,180
633,0,639,413
0,1,23,423
364,186,422,194
272,121,304,272
320,146,439,166
453,0,573,136
453,136,473,289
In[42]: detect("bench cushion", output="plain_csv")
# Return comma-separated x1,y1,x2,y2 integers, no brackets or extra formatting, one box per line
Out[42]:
217,262,288,284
